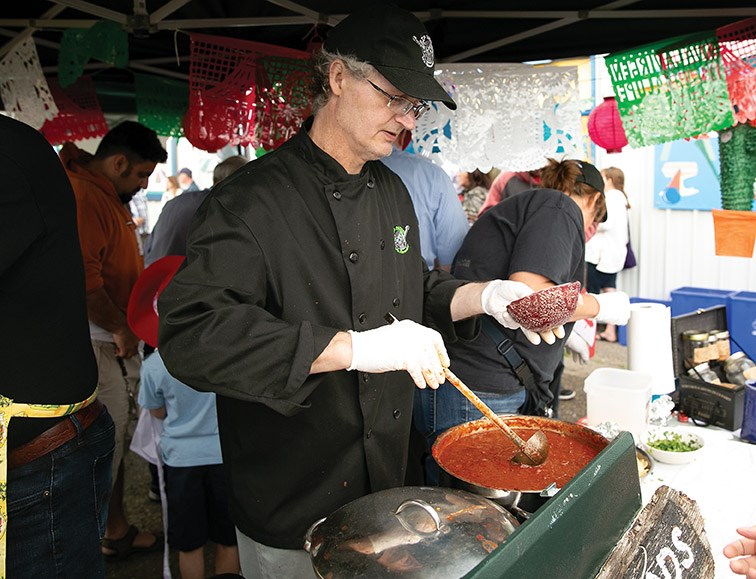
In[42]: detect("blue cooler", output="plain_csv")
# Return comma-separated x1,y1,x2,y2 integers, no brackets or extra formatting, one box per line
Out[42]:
670,286,735,317
743,381,756,443
727,291,756,359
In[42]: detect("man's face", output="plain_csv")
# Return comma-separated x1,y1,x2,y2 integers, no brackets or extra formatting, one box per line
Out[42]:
333,69,418,171
113,159,157,203
177,173,191,188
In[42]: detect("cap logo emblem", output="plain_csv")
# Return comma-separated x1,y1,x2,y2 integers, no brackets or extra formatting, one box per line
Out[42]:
412,35,434,68
393,225,411,254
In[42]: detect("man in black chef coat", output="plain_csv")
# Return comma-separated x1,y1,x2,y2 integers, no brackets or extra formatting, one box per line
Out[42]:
158,5,562,576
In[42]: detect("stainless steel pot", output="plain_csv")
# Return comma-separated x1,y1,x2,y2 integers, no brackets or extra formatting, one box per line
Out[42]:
432,415,609,516
304,486,519,578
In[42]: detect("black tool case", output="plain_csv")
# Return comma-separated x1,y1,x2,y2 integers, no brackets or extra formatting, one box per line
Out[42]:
671,306,744,430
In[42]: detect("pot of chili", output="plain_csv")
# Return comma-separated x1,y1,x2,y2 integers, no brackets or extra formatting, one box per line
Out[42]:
432,415,609,515
304,486,519,578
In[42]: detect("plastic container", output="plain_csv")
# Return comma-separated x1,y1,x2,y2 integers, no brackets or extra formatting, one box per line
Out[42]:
584,368,653,439
727,291,756,358
670,287,735,317
618,297,672,346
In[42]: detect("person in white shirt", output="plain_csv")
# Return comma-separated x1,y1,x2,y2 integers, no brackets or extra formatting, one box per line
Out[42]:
584,166,630,342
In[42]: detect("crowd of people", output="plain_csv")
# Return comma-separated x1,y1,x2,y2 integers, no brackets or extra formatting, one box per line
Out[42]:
2,4,753,579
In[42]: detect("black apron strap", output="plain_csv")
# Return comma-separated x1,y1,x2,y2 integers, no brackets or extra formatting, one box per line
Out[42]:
480,316,552,417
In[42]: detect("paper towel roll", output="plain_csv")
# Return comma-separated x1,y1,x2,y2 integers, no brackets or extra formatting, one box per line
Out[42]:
627,303,676,396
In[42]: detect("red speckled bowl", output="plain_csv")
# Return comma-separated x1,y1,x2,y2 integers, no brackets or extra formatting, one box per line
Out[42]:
506,281,581,332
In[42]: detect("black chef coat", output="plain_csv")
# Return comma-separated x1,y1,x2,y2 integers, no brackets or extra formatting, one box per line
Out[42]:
158,120,475,549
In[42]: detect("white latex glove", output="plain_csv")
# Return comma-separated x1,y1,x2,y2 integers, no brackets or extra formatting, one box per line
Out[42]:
481,280,565,346
593,291,631,325
348,319,449,389
565,331,590,364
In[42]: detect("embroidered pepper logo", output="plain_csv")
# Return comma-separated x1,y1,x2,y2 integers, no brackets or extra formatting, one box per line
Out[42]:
393,225,411,254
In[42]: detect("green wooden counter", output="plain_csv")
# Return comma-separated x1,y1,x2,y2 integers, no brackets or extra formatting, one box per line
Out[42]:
466,431,641,578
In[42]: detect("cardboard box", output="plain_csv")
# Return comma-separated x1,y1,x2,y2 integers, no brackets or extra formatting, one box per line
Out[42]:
671,306,745,431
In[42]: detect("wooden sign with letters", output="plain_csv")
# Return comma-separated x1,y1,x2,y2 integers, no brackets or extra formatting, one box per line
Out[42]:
596,485,714,579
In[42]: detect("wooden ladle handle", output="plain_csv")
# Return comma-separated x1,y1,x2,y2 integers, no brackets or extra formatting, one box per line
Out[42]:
443,368,528,450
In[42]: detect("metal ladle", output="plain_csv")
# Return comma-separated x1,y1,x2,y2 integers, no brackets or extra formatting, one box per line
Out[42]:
443,368,549,466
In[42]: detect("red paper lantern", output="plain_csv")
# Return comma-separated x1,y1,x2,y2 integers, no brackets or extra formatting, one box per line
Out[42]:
587,96,628,153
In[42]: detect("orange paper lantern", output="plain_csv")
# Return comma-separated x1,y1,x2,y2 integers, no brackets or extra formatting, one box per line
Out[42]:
588,96,628,154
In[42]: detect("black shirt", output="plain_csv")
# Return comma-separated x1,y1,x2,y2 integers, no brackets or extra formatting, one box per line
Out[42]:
448,188,585,402
145,187,210,266
0,116,98,448
158,120,474,548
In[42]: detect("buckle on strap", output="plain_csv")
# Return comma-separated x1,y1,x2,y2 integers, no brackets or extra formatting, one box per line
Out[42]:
496,338,531,384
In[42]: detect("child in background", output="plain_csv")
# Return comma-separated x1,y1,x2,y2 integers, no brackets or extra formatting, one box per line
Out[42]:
128,256,240,579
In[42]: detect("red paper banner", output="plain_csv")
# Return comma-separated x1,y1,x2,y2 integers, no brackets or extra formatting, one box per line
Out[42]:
40,76,108,146
717,17,756,125
186,33,311,152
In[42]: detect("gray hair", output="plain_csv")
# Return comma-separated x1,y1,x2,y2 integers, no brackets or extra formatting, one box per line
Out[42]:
310,48,375,114
213,155,248,185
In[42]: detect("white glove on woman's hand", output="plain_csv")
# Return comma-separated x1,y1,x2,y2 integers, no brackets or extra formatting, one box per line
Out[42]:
565,331,590,364
348,319,449,389
481,280,565,346
593,292,631,325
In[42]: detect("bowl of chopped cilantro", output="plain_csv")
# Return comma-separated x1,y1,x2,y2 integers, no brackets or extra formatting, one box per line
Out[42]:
642,429,705,465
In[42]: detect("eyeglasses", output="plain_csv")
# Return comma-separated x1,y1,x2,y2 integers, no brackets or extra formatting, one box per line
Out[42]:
366,79,430,120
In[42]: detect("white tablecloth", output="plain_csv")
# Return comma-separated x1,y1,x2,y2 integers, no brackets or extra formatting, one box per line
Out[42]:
640,422,756,578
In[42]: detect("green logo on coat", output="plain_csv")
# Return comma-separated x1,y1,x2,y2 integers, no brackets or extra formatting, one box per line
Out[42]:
393,225,410,254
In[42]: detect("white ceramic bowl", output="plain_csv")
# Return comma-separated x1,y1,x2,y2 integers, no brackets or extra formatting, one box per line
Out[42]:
642,429,705,465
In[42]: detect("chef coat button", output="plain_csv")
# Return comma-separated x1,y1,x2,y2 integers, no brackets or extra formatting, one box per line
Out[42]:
393,409,401,419
358,312,367,325
349,251,359,262
380,239,385,250
366,429,373,439
333,191,342,200
362,373,370,383
392,298,400,307
367,179,375,189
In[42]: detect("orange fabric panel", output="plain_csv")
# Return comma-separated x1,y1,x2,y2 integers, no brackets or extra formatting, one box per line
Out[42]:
712,209,756,257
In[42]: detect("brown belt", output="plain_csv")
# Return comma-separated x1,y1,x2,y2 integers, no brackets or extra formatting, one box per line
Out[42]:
8,399,105,470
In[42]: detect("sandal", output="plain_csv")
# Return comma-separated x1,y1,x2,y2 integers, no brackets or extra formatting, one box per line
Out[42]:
102,525,162,561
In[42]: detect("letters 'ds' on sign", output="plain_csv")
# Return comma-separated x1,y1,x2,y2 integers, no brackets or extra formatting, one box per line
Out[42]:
596,485,714,579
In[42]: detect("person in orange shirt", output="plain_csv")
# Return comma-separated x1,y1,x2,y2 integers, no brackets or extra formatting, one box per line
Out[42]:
60,121,167,560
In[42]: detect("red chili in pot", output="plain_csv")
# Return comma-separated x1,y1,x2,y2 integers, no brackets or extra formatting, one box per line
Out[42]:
433,416,608,492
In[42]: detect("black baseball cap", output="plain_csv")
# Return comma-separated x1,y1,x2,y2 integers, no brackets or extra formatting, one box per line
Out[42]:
574,160,607,222
574,160,604,194
324,5,456,110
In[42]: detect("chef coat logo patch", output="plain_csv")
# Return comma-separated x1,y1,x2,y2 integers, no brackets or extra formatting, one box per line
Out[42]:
393,225,410,254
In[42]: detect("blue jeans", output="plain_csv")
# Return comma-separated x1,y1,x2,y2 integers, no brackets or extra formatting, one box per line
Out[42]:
7,407,115,578
412,384,526,484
